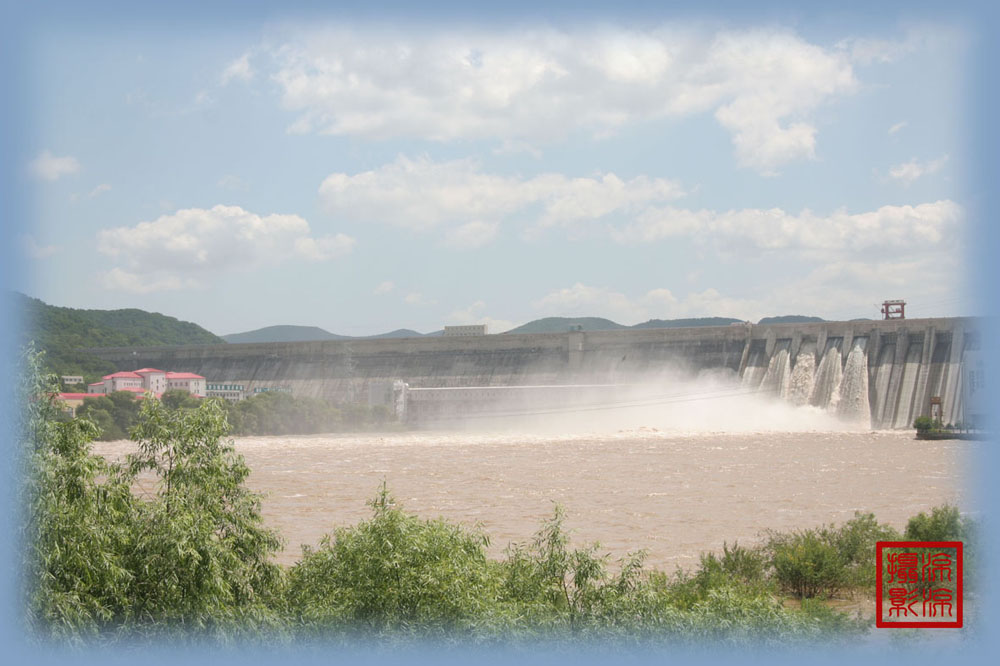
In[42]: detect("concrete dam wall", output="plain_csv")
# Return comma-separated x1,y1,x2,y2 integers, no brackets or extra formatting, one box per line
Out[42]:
86,317,980,429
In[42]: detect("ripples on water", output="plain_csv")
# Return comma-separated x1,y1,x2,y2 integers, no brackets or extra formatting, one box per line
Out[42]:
94,429,973,569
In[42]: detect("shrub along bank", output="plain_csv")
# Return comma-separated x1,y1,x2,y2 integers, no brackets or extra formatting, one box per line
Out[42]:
69,388,395,440
20,351,974,647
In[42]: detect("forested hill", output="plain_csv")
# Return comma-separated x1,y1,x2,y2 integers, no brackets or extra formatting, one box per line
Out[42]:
12,292,224,380
223,325,351,343
503,315,826,334
756,315,826,325
222,326,434,343
631,317,743,329
503,317,627,334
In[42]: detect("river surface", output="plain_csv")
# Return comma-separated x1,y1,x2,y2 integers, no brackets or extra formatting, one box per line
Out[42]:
93,429,976,569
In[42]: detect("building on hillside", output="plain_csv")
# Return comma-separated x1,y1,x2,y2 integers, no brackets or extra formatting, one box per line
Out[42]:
252,386,292,394
87,368,207,397
54,393,93,417
165,372,207,397
101,371,144,393
135,368,167,394
61,375,84,386
206,383,246,402
442,324,488,337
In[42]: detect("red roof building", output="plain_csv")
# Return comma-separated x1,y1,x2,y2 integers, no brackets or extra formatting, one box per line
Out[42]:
165,371,207,397
82,369,208,399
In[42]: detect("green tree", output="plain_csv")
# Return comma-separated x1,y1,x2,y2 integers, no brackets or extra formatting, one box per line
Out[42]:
22,346,286,642
285,484,503,639
904,504,969,542
20,348,136,641
160,388,201,411
121,397,286,638
106,390,142,433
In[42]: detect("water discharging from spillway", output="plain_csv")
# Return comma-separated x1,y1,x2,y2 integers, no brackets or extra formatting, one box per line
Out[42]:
837,339,871,428
810,341,843,411
788,343,816,406
753,337,871,427
741,353,768,388
759,345,791,399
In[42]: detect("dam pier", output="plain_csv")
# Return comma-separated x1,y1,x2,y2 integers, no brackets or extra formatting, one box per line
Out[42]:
87,317,982,429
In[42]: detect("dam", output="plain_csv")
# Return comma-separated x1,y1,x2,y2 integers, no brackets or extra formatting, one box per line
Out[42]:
86,317,982,429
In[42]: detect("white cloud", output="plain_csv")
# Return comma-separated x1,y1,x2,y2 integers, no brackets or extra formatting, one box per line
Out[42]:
97,204,354,292
533,283,650,323
834,26,951,66
532,283,764,323
319,156,959,255
443,220,498,249
492,139,543,159
447,300,517,333
19,234,61,259
762,253,965,320
270,25,858,172
101,268,201,294
888,120,908,135
217,174,249,191
531,252,964,324
611,200,962,255
88,183,111,198
293,234,356,260
222,53,254,84
404,292,435,306
319,155,683,243
887,155,949,186
317,152,961,259
374,280,395,294
30,150,80,181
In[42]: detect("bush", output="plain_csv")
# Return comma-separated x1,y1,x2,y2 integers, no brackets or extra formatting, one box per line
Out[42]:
160,389,201,410
822,512,901,588
768,530,849,599
668,542,773,610
225,392,343,436
904,504,969,542
285,485,505,639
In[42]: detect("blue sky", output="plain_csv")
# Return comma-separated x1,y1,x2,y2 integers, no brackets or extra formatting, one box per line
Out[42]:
13,8,973,336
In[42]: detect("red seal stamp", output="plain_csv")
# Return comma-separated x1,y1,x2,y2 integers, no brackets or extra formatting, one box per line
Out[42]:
876,541,963,628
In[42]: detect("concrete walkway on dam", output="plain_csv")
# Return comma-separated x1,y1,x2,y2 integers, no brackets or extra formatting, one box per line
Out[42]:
87,317,982,430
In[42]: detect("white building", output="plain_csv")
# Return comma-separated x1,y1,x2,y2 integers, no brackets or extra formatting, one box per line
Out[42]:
135,368,167,394
100,371,144,393
443,324,488,337
166,372,207,397
87,368,207,398
206,383,246,402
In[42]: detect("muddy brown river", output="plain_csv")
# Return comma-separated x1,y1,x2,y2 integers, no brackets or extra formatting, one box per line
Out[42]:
93,429,976,569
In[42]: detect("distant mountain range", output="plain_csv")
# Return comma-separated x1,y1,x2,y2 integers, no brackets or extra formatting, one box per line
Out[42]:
14,289,841,370
221,325,443,343
757,315,826,325
223,314,833,342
